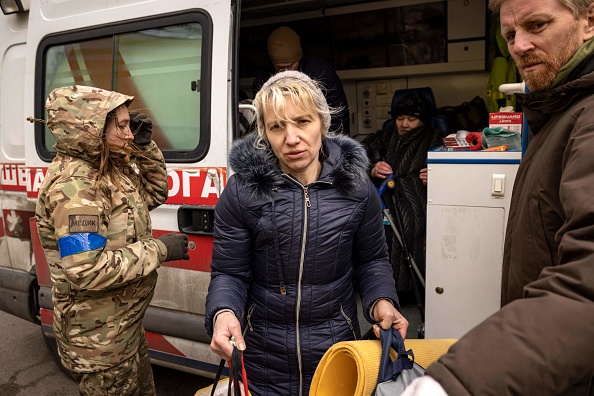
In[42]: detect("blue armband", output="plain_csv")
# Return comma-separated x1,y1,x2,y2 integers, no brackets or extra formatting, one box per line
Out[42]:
58,233,107,258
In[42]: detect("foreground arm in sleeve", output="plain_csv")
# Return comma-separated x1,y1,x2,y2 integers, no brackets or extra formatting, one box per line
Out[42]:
205,176,252,355
353,180,408,338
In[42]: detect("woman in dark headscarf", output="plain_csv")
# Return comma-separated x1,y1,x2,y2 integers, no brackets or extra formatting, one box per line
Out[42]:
365,93,446,293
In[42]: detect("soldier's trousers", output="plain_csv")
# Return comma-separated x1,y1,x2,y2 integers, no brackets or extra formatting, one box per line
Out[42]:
75,332,156,396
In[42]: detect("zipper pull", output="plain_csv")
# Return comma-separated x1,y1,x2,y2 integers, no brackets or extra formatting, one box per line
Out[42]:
304,187,311,208
246,306,255,332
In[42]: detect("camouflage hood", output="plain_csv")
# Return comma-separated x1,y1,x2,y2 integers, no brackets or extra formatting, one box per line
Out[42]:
46,85,134,162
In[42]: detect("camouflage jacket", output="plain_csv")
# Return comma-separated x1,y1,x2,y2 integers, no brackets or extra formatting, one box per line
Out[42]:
35,86,169,373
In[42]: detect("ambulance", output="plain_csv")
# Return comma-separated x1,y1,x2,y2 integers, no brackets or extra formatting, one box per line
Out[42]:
0,0,499,377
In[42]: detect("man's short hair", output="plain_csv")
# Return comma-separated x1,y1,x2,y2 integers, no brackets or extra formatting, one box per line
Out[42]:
488,0,593,18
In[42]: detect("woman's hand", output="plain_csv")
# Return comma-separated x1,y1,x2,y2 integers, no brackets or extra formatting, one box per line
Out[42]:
371,161,393,179
210,311,246,360
419,168,428,186
372,299,409,340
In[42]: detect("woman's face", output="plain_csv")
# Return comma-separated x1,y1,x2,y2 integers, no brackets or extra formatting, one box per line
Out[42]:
105,105,133,146
105,104,133,164
396,115,423,135
264,95,323,181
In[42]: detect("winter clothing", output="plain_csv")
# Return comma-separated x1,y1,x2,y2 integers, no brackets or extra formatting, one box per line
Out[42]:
267,26,302,64
205,134,399,396
159,233,190,261
35,86,169,386
253,56,351,135
75,328,155,395
426,50,594,396
363,123,446,292
129,111,153,146
394,93,429,121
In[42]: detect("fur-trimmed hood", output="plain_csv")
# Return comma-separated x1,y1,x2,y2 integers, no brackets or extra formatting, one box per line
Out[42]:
228,133,370,198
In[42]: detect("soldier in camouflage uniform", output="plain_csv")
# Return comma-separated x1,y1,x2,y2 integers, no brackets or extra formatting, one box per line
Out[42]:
35,85,190,396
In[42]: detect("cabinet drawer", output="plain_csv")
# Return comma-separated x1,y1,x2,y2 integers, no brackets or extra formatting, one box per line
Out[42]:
448,40,485,62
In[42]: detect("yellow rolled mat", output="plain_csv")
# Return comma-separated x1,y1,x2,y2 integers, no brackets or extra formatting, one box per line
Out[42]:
405,339,457,369
310,338,457,396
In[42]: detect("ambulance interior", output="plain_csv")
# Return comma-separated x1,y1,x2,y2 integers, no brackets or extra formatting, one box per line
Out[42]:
237,0,496,141
236,0,522,339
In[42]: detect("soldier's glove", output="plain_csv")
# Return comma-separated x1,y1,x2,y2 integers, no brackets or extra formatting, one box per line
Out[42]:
129,111,153,146
159,233,190,261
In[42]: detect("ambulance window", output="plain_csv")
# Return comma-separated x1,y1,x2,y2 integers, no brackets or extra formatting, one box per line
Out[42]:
36,12,211,163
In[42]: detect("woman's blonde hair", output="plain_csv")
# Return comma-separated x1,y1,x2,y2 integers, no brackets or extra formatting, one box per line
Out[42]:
252,70,339,148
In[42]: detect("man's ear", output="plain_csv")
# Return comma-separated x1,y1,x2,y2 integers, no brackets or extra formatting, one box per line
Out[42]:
584,2,594,40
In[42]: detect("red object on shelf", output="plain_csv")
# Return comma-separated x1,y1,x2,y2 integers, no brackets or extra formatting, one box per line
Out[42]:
465,132,483,151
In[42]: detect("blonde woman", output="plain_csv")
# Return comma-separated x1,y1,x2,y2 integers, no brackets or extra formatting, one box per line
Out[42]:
205,71,408,395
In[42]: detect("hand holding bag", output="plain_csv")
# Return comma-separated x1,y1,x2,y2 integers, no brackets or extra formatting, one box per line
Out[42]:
194,345,251,396
375,328,425,396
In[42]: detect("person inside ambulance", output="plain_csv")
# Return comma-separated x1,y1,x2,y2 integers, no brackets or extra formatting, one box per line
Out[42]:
364,93,446,294
252,26,351,136
205,70,408,396
35,85,189,396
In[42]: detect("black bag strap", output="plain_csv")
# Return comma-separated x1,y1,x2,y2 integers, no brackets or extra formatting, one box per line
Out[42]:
207,352,247,396
209,322,251,396
377,328,415,384
209,358,227,396
229,347,242,396
208,351,245,396
224,345,249,396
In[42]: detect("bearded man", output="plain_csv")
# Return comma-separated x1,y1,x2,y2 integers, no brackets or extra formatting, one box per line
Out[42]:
403,0,594,394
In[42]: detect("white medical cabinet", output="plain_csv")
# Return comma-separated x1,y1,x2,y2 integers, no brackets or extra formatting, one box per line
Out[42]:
424,150,521,338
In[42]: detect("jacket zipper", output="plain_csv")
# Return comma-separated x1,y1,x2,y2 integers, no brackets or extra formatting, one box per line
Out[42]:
246,305,255,334
282,174,327,396
296,186,310,396
340,305,357,340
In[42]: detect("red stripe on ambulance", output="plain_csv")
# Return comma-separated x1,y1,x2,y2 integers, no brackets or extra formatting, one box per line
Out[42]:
14,164,227,205
40,308,53,326
146,332,185,357
166,168,226,205
1,164,28,192
152,230,213,272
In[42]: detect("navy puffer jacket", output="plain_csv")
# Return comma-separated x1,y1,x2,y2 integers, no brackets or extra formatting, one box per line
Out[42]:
205,134,399,396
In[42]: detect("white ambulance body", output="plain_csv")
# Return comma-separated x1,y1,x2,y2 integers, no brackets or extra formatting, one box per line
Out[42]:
0,0,499,376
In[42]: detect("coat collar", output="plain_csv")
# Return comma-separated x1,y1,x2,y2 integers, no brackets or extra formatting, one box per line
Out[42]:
228,133,370,199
